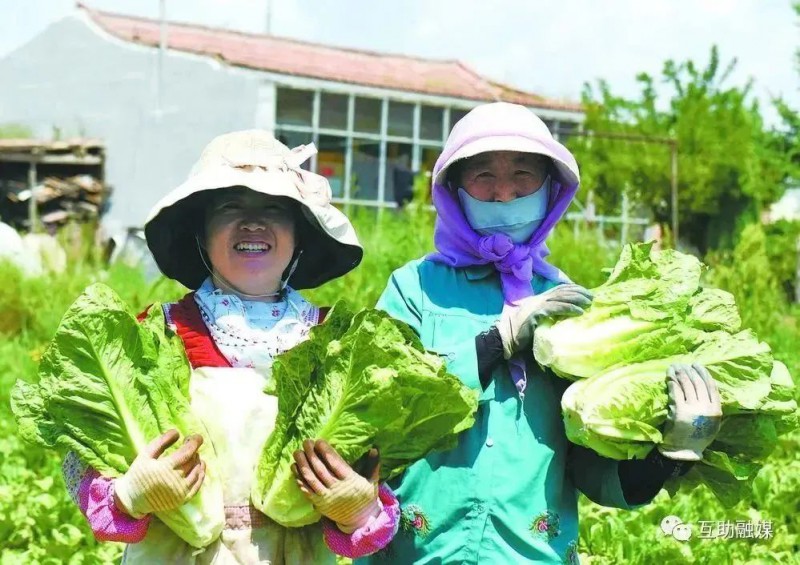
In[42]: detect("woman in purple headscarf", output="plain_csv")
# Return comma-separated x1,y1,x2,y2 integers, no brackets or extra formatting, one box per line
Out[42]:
360,103,721,564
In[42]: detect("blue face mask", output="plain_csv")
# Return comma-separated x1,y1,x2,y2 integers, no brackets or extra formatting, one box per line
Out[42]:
457,177,551,243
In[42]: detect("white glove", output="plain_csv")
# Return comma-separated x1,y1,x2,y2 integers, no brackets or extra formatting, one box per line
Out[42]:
293,440,381,533
114,430,206,518
497,284,592,360
658,363,723,461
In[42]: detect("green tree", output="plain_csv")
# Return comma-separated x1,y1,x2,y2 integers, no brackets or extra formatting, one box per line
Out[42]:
570,46,795,253
773,1,800,175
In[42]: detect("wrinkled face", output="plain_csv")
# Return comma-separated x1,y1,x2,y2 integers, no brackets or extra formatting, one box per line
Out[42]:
204,189,296,298
456,151,550,202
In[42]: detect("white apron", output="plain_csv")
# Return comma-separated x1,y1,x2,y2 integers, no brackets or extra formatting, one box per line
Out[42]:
122,367,334,565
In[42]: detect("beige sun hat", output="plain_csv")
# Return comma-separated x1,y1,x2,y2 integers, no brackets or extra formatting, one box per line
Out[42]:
144,130,363,290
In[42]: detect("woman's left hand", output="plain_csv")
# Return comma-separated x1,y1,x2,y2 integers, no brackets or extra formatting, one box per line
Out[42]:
658,363,723,461
291,439,381,532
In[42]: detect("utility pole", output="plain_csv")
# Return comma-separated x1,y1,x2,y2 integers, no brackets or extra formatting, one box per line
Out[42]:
670,140,678,247
265,0,273,34
621,189,629,246
27,156,39,233
156,0,167,114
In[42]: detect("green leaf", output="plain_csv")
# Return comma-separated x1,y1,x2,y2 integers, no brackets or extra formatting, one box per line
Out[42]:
548,243,799,507
252,302,479,527
10,283,224,548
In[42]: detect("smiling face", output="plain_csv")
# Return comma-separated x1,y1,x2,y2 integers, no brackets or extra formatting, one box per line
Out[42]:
455,151,550,202
203,188,297,300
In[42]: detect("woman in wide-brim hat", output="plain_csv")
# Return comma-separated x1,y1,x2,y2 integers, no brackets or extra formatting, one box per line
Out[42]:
62,130,400,564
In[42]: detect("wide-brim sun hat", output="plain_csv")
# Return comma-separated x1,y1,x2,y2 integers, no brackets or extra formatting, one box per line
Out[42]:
144,130,363,290
433,102,580,189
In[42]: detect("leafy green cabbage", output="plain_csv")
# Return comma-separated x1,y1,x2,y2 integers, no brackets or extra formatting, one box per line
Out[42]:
252,302,479,527
11,284,224,548
561,330,776,458
533,244,742,379
532,243,799,506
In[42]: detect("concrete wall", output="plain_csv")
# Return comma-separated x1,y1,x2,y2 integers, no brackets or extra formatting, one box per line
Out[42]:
0,14,276,229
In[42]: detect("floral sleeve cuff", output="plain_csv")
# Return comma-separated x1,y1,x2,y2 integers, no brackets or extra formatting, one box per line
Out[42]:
322,483,400,558
81,471,151,543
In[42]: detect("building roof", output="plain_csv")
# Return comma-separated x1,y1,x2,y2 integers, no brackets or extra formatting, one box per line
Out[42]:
0,138,104,166
78,3,581,112
0,138,104,153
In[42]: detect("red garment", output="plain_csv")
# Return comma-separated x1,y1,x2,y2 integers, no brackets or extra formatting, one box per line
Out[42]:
166,293,231,369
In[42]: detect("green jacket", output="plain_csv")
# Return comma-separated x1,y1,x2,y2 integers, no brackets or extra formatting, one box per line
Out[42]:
359,259,638,565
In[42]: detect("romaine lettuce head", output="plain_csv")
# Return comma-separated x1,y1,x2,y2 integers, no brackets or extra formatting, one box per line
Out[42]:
560,328,797,507
533,243,741,380
11,283,224,548
534,243,797,507
252,302,479,527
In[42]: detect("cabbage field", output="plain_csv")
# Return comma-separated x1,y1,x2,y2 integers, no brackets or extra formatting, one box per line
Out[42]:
1,207,798,564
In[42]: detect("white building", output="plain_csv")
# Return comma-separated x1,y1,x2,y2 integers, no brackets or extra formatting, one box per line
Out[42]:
0,4,584,228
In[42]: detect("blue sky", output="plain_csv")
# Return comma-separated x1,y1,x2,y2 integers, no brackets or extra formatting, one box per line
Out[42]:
2,0,798,124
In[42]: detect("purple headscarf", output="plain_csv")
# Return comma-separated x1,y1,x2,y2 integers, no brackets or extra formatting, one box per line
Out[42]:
427,102,581,305
426,103,582,398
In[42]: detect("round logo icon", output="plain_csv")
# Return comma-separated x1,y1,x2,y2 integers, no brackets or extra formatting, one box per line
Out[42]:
672,523,693,542
660,515,682,536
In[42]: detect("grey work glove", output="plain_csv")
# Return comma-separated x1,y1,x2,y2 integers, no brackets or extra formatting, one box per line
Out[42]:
658,363,723,462
497,283,593,360
114,430,206,518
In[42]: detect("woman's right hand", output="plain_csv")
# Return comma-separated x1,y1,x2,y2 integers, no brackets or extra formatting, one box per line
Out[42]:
292,440,381,533
497,284,592,359
113,429,206,518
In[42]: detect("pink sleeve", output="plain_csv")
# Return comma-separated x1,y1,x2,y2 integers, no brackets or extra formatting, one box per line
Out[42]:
322,483,400,558
62,451,151,543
